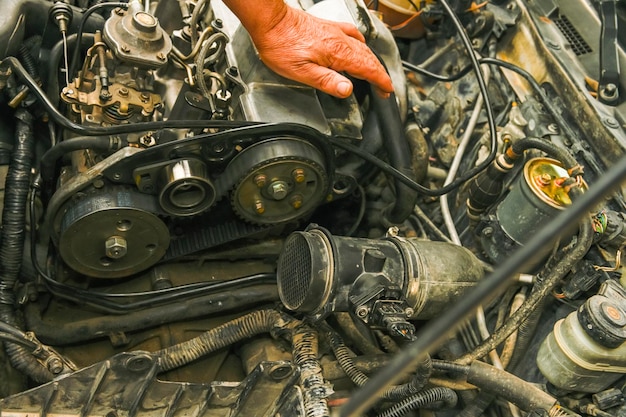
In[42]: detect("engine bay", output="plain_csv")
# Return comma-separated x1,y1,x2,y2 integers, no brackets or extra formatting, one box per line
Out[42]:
1,0,626,416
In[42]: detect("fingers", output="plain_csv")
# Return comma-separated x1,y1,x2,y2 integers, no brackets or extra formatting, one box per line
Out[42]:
296,64,354,98
328,38,394,95
335,21,366,43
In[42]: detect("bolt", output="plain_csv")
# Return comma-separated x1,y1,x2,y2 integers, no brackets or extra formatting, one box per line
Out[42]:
386,226,399,237
270,181,289,200
254,200,265,214
547,123,559,134
214,18,223,28
604,83,618,97
227,66,239,77
64,88,74,96
46,357,64,374
120,44,130,53
156,52,166,61
355,306,369,318
92,179,105,189
405,307,415,318
119,87,129,97
254,174,267,188
290,195,303,209
604,117,619,129
115,7,125,15
482,226,493,237
140,93,150,102
105,236,128,259
292,168,305,183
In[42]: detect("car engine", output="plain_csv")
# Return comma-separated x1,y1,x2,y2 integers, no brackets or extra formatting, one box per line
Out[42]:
1,0,626,416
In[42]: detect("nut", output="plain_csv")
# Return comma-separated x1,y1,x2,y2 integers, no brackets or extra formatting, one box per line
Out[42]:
254,174,267,188
292,168,305,183
105,236,128,259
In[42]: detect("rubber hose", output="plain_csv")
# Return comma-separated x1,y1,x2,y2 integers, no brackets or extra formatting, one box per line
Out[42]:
292,324,331,417
376,387,458,417
509,137,579,171
0,109,53,383
328,331,432,400
40,136,126,184
370,90,418,224
466,360,556,412
156,309,294,372
457,202,593,365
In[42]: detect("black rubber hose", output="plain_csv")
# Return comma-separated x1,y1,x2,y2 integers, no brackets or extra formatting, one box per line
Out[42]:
340,148,625,417
156,309,295,372
466,360,556,412
508,137,580,171
370,90,418,224
376,387,458,417
0,109,53,383
327,330,432,400
24,284,279,345
456,194,593,365
40,135,127,184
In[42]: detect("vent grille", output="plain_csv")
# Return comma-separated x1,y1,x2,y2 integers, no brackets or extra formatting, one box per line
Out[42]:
554,15,592,56
277,233,313,310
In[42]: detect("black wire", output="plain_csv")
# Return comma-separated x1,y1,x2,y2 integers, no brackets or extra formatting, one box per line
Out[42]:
403,60,474,82
68,2,129,82
0,332,38,350
29,178,277,314
339,151,626,417
5,57,260,135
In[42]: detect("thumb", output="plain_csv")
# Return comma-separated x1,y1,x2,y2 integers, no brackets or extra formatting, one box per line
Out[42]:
300,64,354,98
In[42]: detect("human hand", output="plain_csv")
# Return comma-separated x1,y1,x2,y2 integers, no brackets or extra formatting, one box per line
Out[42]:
245,6,394,99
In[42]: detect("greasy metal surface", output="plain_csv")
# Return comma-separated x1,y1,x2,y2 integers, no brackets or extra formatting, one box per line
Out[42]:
0,352,301,417
230,138,329,224
500,0,626,169
58,187,170,278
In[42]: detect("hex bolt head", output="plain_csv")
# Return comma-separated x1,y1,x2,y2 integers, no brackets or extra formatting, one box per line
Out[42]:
290,195,303,209
270,181,289,200
292,168,306,183
105,236,128,259
254,174,267,188
254,200,265,214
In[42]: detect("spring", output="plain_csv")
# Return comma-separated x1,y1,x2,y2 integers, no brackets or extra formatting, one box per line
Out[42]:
103,104,135,124
18,45,39,79
548,405,580,417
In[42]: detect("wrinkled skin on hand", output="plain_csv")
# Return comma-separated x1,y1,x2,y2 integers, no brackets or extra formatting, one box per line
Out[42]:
225,0,394,99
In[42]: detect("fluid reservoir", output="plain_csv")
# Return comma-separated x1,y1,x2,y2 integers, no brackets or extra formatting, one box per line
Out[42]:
537,280,626,393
